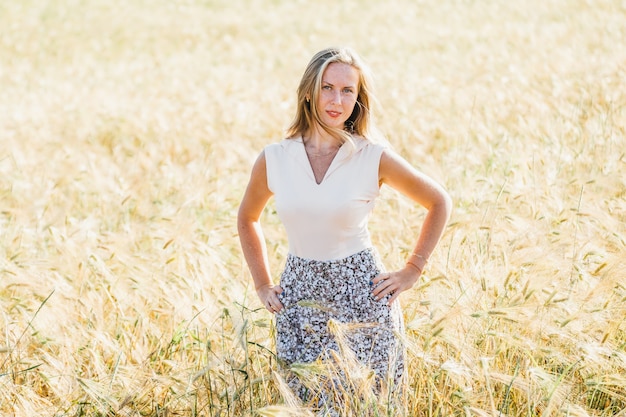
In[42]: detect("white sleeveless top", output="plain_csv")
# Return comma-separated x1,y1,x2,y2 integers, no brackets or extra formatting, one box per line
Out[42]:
264,136,386,261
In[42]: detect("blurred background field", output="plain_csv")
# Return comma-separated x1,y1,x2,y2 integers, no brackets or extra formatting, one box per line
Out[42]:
1,0,625,415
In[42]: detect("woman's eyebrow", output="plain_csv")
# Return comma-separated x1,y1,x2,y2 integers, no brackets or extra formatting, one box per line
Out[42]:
322,81,356,89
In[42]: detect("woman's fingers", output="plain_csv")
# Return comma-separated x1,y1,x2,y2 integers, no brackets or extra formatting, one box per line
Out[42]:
371,272,407,305
264,286,284,313
387,288,401,305
372,272,396,299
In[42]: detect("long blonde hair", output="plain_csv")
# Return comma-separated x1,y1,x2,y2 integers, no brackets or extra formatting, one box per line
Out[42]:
286,47,378,145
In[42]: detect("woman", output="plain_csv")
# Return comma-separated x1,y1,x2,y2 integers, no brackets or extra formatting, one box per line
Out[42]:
237,47,451,402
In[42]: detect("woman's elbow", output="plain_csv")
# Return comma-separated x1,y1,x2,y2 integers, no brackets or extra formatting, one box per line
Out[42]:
433,188,453,220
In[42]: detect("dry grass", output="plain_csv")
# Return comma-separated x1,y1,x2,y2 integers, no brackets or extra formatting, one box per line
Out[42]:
1,0,625,415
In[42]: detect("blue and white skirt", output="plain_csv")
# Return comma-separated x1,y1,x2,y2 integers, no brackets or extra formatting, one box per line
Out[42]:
276,248,405,390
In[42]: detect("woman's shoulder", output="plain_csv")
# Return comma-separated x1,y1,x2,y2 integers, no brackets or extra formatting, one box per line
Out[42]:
263,137,303,164
353,134,389,148
351,136,388,158
265,137,302,151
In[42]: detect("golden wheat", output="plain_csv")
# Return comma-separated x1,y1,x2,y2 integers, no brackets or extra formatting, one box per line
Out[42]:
1,0,625,415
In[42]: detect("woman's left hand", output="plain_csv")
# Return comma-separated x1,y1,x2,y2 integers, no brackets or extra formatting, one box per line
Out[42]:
371,265,421,305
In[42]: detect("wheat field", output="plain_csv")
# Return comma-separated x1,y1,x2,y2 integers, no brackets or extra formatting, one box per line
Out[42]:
1,0,625,415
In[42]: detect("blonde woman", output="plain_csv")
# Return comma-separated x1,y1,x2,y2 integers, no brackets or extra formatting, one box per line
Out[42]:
238,47,451,404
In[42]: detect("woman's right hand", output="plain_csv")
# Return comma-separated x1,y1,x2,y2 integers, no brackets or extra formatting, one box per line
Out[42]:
257,284,284,313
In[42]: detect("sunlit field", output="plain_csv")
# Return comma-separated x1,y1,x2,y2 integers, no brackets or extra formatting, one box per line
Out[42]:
1,0,625,415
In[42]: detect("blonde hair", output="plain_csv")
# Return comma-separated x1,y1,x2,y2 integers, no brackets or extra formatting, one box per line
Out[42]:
286,47,378,145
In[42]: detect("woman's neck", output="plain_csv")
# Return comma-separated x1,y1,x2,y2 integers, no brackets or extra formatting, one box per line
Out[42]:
303,128,342,153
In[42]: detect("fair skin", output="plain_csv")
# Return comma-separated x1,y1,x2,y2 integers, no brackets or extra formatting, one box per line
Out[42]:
304,63,359,182
316,62,358,131
237,62,452,313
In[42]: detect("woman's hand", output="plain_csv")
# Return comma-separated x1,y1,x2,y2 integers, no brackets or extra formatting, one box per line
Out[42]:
257,284,284,313
371,265,421,305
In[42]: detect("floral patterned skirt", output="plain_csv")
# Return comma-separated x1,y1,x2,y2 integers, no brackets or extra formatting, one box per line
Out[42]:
276,248,405,392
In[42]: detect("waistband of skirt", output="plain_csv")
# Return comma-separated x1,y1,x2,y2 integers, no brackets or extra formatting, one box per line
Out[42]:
286,248,377,266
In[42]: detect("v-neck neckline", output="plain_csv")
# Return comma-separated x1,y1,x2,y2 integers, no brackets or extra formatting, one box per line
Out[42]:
299,138,346,185
281,137,367,186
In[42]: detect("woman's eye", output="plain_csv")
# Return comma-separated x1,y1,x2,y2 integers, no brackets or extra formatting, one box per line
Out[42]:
322,85,332,90
343,89,354,94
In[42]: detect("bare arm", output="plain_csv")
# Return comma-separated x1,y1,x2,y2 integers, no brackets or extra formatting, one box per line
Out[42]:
371,148,452,305
237,151,284,313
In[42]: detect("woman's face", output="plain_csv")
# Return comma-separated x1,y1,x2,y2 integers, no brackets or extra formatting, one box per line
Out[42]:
315,62,359,130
